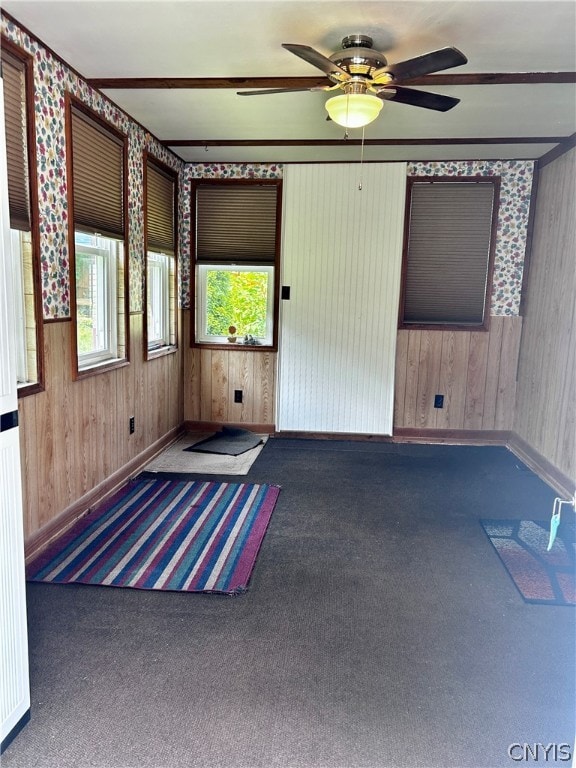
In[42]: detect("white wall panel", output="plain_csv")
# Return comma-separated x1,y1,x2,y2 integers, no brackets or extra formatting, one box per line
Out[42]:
0,75,30,748
277,163,406,434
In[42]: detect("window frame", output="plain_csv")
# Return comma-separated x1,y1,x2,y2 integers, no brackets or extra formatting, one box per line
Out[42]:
146,250,171,350
1,35,44,397
398,176,500,332
65,94,130,380
196,263,275,346
191,178,282,351
144,154,178,360
74,232,122,370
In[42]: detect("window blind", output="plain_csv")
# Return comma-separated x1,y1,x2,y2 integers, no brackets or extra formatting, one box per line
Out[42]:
70,106,124,238
2,51,30,231
146,160,176,254
195,184,278,263
403,181,497,325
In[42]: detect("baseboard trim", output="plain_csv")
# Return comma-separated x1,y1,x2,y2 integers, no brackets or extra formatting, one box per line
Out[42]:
507,432,575,499
273,428,512,444
393,428,512,445
275,430,396,441
184,421,276,435
24,426,183,563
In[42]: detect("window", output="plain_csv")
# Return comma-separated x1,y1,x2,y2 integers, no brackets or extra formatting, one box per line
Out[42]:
147,251,170,347
2,38,43,395
192,180,281,348
400,177,500,329
75,233,121,367
145,156,177,356
197,264,274,345
67,98,128,376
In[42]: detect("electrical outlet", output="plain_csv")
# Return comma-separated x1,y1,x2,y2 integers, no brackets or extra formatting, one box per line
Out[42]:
129,416,135,434
434,395,444,409
234,390,243,404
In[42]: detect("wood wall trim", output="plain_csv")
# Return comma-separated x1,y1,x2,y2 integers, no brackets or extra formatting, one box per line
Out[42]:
507,432,576,499
184,421,276,435
537,132,576,168
24,425,183,563
272,428,512,444
393,428,511,444
163,137,566,148
87,73,576,90
275,430,395,441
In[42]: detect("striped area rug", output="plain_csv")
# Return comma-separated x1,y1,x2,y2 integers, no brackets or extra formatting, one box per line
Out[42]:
27,478,281,594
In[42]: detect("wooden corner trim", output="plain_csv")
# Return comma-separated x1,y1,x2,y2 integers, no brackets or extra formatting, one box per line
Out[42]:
507,432,576,499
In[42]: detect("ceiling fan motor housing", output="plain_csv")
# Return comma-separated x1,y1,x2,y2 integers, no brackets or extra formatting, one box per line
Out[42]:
329,35,389,82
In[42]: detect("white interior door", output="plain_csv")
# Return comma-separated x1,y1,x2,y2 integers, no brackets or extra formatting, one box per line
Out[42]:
277,163,406,434
0,73,30,751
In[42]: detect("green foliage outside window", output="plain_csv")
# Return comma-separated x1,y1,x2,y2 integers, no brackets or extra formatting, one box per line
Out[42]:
206,270,268,338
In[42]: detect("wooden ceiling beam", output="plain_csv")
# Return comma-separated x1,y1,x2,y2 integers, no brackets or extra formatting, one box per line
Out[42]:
162,137,569,147
88,72,576,89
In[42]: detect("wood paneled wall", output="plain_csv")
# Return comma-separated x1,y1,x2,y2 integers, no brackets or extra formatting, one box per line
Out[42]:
394,316,522,431
183,310,522,436
514,148,576,483
18,313,183,541
183,312,275,428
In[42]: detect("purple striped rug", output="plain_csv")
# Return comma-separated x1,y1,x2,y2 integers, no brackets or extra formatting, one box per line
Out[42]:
27,479,281,594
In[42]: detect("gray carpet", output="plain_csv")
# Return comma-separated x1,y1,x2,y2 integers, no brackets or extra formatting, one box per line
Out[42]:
4,439,574,768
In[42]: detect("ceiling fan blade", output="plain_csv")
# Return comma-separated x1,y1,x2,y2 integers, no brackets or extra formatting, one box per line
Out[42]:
238,87,317,96
282,43,351,80
380,86,461,112
238,85,331,96
373,47,467,82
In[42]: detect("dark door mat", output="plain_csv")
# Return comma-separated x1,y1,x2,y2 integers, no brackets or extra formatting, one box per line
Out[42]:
184,427,264,456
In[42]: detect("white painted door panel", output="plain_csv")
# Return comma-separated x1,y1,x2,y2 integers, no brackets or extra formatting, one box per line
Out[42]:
0,73,30,749
277,163,406,434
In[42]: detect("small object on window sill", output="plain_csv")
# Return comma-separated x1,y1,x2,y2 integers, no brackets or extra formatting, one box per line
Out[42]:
228,325,237,343
227,337,237,343
243,335,260,345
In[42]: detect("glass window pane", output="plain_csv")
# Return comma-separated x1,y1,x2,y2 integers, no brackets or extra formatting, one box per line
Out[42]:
197,265,273,345
75,232,120,367
147,251,169,347
10,230,28,383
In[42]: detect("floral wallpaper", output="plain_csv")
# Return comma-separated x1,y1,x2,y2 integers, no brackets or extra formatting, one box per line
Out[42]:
2,13,184,318
2,13,533,319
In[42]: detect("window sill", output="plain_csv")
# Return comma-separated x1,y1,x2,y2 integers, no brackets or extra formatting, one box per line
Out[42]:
146,344,178,361
193,341,276,353
74,357,130,380
17,381,45,398
398,321,490,332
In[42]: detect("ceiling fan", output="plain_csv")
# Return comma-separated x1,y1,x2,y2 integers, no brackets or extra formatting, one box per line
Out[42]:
238,35,468,128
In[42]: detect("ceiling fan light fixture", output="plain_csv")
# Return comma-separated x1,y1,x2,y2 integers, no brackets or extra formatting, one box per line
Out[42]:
325,92,383,128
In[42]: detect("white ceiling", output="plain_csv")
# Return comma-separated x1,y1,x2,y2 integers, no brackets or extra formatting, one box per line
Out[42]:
3,0,576,163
